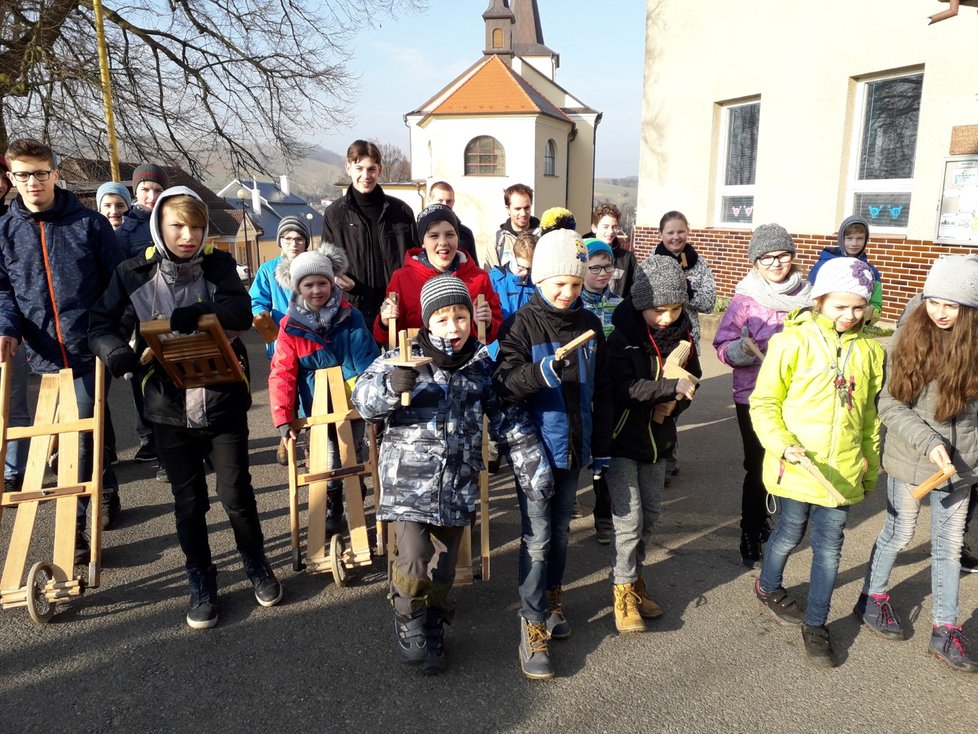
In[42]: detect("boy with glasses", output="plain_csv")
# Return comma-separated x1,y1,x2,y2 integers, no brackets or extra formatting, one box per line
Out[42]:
489,232,537,320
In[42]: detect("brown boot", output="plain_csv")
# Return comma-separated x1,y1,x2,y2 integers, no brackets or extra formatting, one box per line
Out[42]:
613,583,646,633
634,577,664,619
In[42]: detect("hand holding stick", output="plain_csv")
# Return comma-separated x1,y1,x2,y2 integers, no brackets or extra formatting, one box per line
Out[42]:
911,465,958,502
384,329,432,406
797,454,849,505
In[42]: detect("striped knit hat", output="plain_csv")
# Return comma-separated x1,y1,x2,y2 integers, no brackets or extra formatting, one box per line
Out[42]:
420,273,472,325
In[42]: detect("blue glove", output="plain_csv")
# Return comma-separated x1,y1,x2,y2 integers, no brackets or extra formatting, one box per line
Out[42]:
592,457,610,476
538,355,567,388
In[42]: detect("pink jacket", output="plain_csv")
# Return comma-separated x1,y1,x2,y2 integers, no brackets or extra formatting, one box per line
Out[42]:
713,294,790,404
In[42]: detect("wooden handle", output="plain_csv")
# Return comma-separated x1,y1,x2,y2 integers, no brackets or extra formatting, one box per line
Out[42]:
398,330,412,406
743,337,764,360
797,455,849,505
664,340,691,367
554,329,596,361
387,292,398,350
475,294,487,342
911,466,957,502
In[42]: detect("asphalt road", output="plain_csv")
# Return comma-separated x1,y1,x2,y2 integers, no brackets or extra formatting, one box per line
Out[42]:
1,327,977,734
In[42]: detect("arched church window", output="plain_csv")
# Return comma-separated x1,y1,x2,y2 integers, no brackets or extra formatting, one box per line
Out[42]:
492,28,504,49
544,139,556,176
464,136,506,176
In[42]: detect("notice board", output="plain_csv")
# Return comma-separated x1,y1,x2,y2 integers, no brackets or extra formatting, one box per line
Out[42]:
937,156,978,246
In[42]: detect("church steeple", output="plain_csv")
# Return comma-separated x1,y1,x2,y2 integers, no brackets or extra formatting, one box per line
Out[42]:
483,0,515,62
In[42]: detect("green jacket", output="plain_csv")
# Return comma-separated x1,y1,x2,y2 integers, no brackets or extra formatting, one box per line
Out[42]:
749,309,884,507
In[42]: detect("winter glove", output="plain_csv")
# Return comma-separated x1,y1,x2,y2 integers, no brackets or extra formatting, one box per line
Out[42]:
105,346,139,379
592,457,610,476
277,423,294,440
169,305,206,334
538,355,567,388
389,366,419,395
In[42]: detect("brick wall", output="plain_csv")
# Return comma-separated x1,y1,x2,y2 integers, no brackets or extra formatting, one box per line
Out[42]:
632,226,978,323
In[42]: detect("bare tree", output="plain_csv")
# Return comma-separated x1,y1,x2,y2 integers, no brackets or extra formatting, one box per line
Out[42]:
377,141,411,182
0,0,426,178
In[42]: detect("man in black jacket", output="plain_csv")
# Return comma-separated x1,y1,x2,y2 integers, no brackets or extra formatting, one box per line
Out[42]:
321,140,417,329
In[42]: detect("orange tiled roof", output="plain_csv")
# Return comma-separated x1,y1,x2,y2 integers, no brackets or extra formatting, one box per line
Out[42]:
430,56,569,122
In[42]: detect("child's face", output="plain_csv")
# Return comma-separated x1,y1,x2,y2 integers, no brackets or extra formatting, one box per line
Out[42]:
7,155,59,212
428,304,471,351
843,230,867,257
100,194,129,229
593,215,619,245
539,276,583,310
925,297,959,330
279,231,307,259
422,220,459,271
643,304,682,330
585,253,613,292
660,218,688,255
136,181,164,210
298,274,332,309
347,156,381,194
160,206,204,260
755,251,794,284
507,193,533,231
510,257,532,278
817,292,867,332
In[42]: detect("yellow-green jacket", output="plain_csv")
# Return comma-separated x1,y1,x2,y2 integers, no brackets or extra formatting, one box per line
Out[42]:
749,309,884,507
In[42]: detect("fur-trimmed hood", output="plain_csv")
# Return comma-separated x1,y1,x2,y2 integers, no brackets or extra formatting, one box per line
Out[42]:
274,241,349,292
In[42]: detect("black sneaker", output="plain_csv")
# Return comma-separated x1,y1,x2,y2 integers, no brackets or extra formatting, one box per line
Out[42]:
394,611,428,665
3,475,23,493
755,579,804,625
186,565,219,629
595,520,613,546
101,492,121,530
243,555,283,607
740,530,762,568
961,545,978,574
422,608,449,675
133,442,157,462
156,464,168,483
802,624,836,668
930,624,978,673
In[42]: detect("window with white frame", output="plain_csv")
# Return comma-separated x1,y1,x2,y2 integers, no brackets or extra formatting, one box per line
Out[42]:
717,100,760,226
464,136,506,176
848,71,923,230
544,139,556,176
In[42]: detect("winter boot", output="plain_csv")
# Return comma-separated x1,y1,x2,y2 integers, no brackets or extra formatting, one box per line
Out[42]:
613,583,646,633
394,609,428,665
930,624,978,673
634,577,665,619
740,529,762,568
518,617,553,679
186,564,219,629
101,491,121,530
545,586,571,639
422,607,449,675
326,486,345,537
242,553,283,607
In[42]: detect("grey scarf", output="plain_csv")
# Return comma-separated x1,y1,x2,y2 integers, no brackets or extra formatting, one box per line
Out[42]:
735,268,812,313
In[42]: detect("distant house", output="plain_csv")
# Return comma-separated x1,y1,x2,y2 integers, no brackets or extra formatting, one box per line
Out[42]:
218,176,324,269
404,0,601,264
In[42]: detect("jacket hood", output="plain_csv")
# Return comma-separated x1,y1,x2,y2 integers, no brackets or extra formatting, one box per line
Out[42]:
149,186,209,262
837,215,870,252
274,241,350,292
611,296,648,344
9,186,84,222
497,216,541,235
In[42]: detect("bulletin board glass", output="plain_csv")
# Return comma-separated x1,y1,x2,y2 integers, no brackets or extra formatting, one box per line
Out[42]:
937,156,978,246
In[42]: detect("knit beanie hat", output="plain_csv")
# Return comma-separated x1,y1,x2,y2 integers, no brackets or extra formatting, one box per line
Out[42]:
923,255,978,308
420,273,472,325
290,250,335,292
631,255,689,310
747,223,796,263
540,207,577,235
96,181,132,210
810,257,874,301
584,237,613,261
416,203,459,245
531,229,588,283
132,163,169,190
277,214,311,243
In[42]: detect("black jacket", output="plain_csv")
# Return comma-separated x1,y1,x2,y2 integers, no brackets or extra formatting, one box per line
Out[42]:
321,185,417,327
607,298,702,463
458,221,478,266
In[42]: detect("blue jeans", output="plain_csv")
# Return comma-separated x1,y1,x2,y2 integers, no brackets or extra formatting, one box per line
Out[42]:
4,349,30,481
759,496,850,627
516,467,578,624
863,476,968,625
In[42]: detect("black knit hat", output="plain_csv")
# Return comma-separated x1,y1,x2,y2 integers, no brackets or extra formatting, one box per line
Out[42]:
416,203,459,246
420,273,472,325
132,163,169,190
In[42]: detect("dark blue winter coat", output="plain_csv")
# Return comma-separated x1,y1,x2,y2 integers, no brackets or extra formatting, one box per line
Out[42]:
0,189,125,374
115,205,153,258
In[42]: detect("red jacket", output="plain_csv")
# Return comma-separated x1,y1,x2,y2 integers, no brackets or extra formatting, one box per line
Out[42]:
372,248,503,344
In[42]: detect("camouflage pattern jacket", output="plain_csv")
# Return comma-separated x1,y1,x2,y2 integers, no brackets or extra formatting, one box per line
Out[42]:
352,342,553,527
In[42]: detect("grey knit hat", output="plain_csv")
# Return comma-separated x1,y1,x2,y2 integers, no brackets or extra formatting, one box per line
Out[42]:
531,229,588,284
923,255,978,308
420,273,472,325
132,163,169,190
747,223,796,263
277,215,311,244
810,257,874,301
631,255,689,311
290,250,334,292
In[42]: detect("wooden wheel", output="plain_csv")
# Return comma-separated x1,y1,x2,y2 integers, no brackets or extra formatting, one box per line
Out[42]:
26,562,55,624
329,534,348,587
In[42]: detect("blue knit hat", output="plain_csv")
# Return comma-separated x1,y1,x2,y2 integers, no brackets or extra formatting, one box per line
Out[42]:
584,237,613,261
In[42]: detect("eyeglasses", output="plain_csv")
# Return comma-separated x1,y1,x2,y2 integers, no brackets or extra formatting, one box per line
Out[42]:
757,252,793,267
281,236,306,245
587,264,615,274
9,170,54,182
511,262,531,274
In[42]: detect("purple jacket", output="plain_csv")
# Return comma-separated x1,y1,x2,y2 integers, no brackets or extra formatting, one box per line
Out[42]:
713,293,789,404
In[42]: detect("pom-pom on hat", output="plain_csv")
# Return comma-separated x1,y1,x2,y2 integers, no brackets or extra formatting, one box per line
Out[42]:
810,257,874,302
584,237,613,261
923,255,978,308
290,250,335,292
420,273,472,325
540,207,576,235
131,163,169,190
416,203,459,245
96,181,131,210
747,223,796,264
531,229,587,284
631,255,689,311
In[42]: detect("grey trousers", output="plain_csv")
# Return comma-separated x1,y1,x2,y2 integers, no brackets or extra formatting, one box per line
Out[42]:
390,521,465,617
607,457,665,584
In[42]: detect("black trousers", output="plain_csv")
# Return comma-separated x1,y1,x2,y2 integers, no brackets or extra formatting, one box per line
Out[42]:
390,521,464,617
154,420,266,572
735,403,769,533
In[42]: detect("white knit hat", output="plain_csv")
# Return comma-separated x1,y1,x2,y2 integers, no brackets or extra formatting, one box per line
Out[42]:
290,251,334,292
531,229,588,283
810,257,874,301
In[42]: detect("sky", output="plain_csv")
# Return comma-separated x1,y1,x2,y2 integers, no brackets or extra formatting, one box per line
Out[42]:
314,0,647,178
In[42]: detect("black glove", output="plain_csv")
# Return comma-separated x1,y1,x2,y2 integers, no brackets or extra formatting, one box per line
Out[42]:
105,347,139,379
389,366,419,394
169,305,205,334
